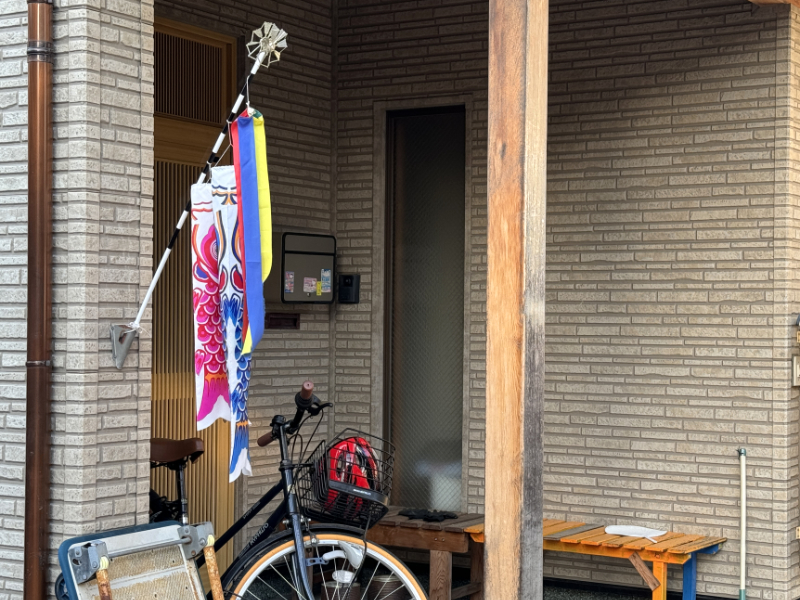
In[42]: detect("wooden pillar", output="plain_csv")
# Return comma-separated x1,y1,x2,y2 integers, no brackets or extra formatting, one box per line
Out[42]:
485,0,548,597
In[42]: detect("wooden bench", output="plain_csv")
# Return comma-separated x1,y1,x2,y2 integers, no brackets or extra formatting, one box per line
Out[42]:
367,509,484,600
369,511,725,600
467,519,725,600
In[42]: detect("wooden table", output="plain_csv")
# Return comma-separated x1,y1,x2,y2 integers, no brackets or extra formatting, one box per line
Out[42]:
367,509,485,600
466,519,725,600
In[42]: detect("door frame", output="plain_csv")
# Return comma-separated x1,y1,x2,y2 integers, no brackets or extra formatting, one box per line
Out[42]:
151,15,239,570
370,95,474,511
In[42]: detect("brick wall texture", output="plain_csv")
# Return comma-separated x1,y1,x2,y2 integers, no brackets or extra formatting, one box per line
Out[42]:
545,1,796,597
0,0,155,597
3,0,800,598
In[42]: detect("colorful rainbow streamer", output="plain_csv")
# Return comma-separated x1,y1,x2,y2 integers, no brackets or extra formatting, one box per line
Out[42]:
211,165,252,481
231,112,272,356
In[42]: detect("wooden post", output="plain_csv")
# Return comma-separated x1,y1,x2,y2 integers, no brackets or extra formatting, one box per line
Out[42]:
485,0,548,597
430,550,453,600
469,539,484,600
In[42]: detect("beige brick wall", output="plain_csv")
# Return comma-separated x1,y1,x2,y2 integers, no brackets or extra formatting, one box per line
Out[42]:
333,0,800,597
545,0,797,597
48,0,155,594
0,0,155,596
772,6,800,597
3,0,800,597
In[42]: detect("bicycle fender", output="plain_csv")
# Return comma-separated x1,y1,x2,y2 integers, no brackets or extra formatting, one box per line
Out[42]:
220,523,367,589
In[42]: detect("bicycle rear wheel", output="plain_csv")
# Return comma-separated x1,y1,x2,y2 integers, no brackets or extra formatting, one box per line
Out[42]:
227,531,428,599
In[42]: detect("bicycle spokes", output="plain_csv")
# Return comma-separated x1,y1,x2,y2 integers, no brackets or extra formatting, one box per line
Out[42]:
233,538,420,600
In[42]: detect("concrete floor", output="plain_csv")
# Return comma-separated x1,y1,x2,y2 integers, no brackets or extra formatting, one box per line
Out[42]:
545,583,648,600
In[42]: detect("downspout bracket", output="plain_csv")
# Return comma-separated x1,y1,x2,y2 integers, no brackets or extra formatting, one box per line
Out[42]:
27,40,53,63
25,360,52,367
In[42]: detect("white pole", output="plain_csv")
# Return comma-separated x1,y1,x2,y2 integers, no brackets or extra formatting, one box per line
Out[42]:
738,448,747,600
130,49,269,330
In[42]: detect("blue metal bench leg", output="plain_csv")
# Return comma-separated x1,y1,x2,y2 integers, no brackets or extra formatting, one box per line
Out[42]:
682,553,697,600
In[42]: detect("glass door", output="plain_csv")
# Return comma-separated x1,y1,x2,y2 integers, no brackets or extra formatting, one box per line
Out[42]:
386,107,466,511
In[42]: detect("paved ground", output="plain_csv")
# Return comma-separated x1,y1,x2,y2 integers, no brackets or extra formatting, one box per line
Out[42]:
545,583,648,600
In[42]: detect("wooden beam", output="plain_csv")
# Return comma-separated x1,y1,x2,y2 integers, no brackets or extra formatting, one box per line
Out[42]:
749,0,800,6
629,553,660,591
366,526,469,554
485,0,548,598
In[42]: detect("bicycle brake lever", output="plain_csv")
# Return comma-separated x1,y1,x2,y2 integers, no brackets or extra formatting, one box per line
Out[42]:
308,402,332,416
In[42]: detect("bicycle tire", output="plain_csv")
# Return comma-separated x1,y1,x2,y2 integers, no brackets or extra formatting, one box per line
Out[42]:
225,530,428,599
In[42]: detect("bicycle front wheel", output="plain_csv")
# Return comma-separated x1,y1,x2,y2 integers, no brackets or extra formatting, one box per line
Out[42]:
228,531,428,599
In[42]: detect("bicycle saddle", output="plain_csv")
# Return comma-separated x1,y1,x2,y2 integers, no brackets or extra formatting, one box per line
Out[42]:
150,437,204,464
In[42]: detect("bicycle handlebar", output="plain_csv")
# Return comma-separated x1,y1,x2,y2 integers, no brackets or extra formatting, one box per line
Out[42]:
257,381,319,447
298,380,314,405
257,431,275,447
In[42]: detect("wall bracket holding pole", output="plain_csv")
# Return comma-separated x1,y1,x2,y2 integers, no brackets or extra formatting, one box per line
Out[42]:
110,22,288,369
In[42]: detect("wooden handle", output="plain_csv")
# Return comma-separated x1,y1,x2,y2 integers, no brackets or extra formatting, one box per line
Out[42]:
96,558,113,600
204,536,225,600
300,380,314,400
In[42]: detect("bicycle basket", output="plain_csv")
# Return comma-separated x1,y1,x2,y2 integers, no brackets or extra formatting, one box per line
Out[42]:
295,429,394,529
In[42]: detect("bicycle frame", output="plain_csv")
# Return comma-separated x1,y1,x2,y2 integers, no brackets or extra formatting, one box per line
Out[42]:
193,414,318,598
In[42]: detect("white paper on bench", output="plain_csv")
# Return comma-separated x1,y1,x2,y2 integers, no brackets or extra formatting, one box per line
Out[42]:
605,526,667,543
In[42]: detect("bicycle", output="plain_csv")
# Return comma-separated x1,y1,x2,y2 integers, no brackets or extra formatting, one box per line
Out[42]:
59,381,428,600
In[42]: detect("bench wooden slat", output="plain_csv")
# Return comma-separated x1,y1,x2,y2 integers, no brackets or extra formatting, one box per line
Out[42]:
580,533,622,546
379,514,410,527
647,534,703,552
420,513,475,531
440,516,486,533
543,523,598,541
559,526,605,544
601,535,646,549
464,523,484,535
622,532,682,550
542,521,584,538
667,537,727,555
543,519,562,528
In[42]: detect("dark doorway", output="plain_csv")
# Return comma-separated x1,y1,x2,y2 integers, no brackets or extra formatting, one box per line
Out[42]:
386,106,466,511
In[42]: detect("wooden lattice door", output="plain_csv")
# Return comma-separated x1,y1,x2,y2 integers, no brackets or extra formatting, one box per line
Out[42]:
151,18,237,572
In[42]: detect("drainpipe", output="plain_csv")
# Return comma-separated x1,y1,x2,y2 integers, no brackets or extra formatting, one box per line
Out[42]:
738,448,747,600
24,1,53,599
